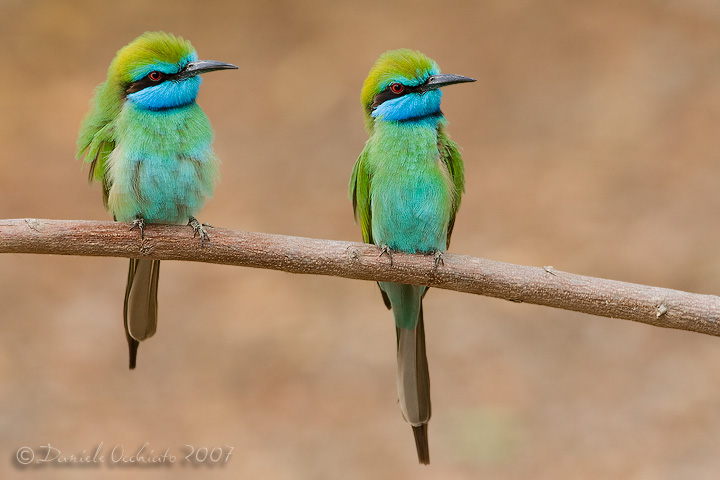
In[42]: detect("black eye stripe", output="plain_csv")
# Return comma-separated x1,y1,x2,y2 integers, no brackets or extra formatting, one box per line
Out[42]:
125,70,178,95
371,83,421,109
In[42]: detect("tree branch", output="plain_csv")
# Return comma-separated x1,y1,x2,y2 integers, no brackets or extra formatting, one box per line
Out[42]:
1,218,719,337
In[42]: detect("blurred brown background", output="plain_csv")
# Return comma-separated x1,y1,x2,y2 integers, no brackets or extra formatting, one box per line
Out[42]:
2,0,720,478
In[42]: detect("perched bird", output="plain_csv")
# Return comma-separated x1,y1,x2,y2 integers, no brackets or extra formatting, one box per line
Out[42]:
77,32,237,369
349,49,474,464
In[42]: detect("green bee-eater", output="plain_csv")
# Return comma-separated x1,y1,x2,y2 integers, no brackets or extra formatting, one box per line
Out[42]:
349,49,474,464
76,32,237,369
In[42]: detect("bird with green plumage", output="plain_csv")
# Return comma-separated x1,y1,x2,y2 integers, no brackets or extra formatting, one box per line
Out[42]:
349,48,474,464
77,31,237,369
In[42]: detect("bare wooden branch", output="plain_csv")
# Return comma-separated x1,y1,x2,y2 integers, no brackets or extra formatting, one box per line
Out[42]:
1,218,719,337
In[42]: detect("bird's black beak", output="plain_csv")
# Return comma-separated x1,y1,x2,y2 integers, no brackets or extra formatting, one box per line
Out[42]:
419,74,476,91
178,60,238,79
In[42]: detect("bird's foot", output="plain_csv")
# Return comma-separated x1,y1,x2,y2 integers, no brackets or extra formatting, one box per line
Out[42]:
129,216,146,239
432,251,444,269
379,244,394,266
188,217,210,247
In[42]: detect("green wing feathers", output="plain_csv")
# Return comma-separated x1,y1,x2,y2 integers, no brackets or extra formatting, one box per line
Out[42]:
76,81,121,206
78,129,115,208
349,149,373,244
438,130,465,248
76,85,115,208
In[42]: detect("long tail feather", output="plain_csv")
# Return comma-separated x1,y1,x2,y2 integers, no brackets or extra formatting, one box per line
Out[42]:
396,304,431,464
123,258,160,369
412,425,430,465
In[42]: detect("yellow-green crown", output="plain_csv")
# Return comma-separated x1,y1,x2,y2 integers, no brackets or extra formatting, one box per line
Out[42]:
109,31,196,85
360,49,439,127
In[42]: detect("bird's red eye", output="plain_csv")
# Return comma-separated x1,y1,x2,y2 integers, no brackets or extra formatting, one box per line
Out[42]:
390,83,404,94
148,71,163,81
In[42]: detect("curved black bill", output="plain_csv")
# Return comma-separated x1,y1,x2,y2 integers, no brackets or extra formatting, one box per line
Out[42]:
180,60,238,78
420,73,476,91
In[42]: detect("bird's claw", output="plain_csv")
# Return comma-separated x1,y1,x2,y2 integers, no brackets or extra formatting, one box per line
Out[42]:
188,217,210,247
129,217,146,239
379,244,394,266
433,251,444,269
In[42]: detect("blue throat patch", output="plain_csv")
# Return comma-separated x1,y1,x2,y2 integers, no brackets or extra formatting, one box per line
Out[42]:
372,89,443,122
127,76,202,111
